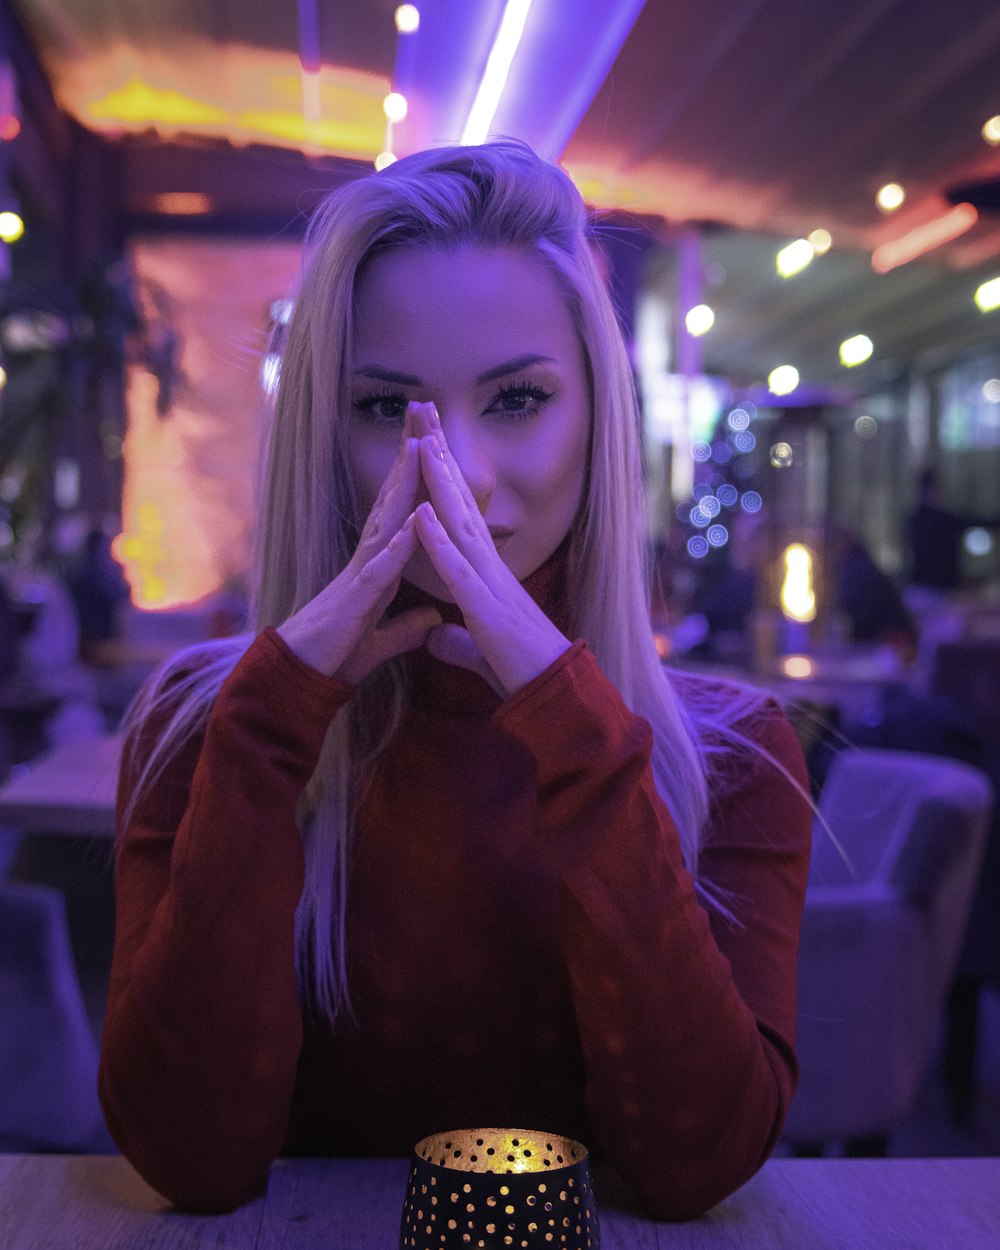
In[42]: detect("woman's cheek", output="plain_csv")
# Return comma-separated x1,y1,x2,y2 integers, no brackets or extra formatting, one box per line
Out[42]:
349,437,399,516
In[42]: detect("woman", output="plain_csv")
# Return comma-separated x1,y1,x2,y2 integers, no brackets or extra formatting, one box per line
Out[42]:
99,140,810,1220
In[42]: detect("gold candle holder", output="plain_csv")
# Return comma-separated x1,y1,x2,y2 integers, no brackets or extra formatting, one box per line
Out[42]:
400,1128,599,1249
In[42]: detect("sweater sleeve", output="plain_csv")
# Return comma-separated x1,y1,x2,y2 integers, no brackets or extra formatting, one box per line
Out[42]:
98,628,352,1213
495,642,811,1221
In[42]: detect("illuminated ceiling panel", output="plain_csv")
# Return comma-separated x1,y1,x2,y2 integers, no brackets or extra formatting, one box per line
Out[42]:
71,45,388,157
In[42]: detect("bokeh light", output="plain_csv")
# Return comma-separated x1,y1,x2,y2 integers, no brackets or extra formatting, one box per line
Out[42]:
718,483,738,506
769,441,794,468
711,442,732,464
727,408,751,431
395,5,421,33
776,238,815,278
964,528,993,557
685,303,715,336
768,365,799,396
975,276,1000,312
383,91,408,122
0,211,24,243
840,334,874,367
707,524,729,547
877,182,906,212
733,430,757,453
854,414,878,439
700,495,721,518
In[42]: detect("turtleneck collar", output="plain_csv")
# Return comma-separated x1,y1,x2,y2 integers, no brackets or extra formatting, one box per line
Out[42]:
389,536,573,716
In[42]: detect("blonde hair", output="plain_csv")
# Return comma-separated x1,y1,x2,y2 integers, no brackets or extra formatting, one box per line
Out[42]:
121,140,767,1021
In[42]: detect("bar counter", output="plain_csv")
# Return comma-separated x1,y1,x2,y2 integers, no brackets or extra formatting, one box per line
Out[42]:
0,1154,996,1248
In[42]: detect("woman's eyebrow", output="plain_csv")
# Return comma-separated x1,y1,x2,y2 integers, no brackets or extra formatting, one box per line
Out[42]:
475,354,556,384
353,365,422,385
352,354,556,388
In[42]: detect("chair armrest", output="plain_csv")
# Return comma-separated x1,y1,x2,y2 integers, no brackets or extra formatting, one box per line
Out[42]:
785,889,931,1142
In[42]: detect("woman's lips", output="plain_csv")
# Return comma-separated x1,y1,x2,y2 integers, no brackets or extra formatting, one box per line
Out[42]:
488,527,514,549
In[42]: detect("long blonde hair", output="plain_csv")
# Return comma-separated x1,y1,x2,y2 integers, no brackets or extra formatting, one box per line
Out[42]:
121,140,762,1021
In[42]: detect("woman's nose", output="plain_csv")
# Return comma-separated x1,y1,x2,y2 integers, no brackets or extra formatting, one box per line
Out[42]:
441,417,496,513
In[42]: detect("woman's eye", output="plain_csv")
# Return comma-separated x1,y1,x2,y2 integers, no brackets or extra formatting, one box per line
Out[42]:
353,391,409,424
486,383,553,420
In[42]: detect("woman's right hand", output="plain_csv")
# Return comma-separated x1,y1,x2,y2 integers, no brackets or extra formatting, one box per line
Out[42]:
276,407,442,683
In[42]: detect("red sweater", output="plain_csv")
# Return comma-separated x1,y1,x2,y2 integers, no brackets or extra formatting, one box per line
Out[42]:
99,577,810,1221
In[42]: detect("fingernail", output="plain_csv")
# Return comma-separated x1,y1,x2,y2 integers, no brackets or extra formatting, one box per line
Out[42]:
428,403,441,428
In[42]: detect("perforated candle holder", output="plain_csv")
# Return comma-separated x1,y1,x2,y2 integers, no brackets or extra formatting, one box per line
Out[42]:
400,1128,599,1250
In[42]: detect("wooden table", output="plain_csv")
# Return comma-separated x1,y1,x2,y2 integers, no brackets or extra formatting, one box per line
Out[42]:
0,733,120,838
0,1154,996,1248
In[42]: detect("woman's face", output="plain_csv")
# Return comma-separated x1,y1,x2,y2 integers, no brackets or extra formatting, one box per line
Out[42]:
346,244,591,598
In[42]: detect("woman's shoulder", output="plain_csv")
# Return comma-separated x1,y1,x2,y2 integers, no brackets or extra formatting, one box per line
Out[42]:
665,665,807,795
122,636,251,768
666,666,781,733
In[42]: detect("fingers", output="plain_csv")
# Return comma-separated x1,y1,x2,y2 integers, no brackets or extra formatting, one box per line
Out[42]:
353,509,420,612
349,605,443,680
425,623,504,696
276,512,421,679
354,437,420,562
409,400,439,439
423,406,485,519
413,501,500,629
418,432,500,584
355,402,439,562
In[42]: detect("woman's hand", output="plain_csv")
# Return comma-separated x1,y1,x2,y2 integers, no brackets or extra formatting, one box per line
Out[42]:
277,407,442,683
414,409,573,698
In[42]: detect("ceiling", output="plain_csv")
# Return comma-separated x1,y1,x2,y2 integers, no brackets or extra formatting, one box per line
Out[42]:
8,0,1000,394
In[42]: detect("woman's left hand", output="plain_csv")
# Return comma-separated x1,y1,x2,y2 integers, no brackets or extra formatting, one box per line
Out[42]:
413,413,573,699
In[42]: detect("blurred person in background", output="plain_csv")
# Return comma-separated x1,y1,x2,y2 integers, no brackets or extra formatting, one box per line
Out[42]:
907,468,1000,594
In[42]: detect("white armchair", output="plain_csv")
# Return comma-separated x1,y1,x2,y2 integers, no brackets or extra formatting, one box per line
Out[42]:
783,747,993,1152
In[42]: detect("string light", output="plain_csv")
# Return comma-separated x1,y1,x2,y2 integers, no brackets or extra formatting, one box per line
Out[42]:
776,238,814,278
684,304,715,335
394,5,420,33
0,211,23,243
982,115,1000,145
975,276,1000,312
876,182,906,213
383,91,408,122
768,365,799,396
840,334,874,367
